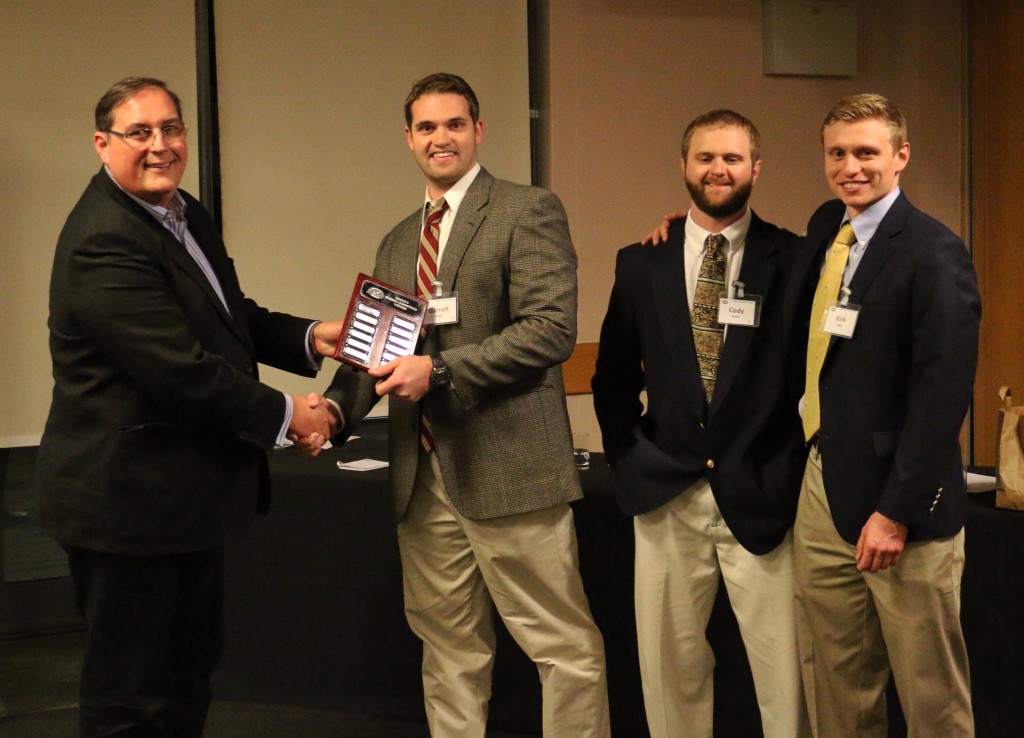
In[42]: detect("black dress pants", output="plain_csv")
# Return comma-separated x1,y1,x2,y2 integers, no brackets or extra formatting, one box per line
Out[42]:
64,546,225,738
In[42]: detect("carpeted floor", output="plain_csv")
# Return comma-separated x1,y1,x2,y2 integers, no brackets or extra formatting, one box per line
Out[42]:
0,701,446,738
0,631,534,738
0,701,538,738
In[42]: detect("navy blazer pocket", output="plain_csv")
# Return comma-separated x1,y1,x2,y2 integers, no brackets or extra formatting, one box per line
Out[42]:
617,429,687,478
613,428,698,516
872,430,900,458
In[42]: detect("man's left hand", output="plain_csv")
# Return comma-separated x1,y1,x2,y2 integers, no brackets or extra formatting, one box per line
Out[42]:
641,211,685,246
312,320,345,358
855,512,908,572
369,354,432,402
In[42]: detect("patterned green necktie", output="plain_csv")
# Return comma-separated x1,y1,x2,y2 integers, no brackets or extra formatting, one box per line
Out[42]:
691,234,727,404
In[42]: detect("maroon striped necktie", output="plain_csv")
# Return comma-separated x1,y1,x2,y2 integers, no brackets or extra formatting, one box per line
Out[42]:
417,199,447,452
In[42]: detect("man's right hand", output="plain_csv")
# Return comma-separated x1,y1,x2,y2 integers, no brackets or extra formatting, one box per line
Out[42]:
855,512,908,572
640,211,685,246
288,392,338,456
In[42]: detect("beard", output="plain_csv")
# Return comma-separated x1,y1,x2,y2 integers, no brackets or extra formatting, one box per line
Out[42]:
686,177,753,220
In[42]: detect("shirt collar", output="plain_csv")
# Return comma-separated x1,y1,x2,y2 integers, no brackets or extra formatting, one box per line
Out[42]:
844,187,901,245
104,166,187,235
683,206,752,254
422,163,481,218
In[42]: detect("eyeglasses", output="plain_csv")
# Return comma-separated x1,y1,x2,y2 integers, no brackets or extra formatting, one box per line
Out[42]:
104,123,187,146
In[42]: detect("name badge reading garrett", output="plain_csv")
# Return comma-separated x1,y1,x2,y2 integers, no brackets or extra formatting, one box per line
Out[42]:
424,294,459,326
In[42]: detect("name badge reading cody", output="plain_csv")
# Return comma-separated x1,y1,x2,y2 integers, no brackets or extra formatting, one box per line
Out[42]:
716,282,761,328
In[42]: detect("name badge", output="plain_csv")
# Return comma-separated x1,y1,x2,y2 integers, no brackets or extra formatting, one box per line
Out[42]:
717,287,762,328
822,304,859,338
424,294,459,326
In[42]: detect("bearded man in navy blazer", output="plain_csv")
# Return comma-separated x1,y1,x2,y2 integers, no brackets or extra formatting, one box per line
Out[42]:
592,110,810,738
788,94,980,737
38,77,341,738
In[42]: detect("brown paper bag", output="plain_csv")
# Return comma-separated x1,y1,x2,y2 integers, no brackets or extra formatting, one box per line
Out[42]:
995,386,1024,510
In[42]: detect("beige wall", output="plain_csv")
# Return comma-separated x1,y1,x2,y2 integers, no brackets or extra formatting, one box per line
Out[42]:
0,1,197,446
549,0,966,448
0,0,529,444
215,0,531,411
0,0,967,450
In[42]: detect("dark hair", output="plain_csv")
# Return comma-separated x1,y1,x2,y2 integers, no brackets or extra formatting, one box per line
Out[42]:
404,73,480,126
681,109,761,162
821,93,907,151
95,77,183,131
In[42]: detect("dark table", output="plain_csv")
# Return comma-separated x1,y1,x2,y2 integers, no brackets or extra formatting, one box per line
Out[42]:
215,427,1024,737
960,487,1024,738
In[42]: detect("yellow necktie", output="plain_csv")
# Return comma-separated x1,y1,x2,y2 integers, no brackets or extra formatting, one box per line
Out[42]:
803,223,855,442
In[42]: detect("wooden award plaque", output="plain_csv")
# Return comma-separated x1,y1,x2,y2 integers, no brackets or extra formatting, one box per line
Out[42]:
334,274,427,370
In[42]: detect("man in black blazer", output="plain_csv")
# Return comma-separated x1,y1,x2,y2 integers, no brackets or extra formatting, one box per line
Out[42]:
787,94,980,737
592,110,809,738
37,77,341,738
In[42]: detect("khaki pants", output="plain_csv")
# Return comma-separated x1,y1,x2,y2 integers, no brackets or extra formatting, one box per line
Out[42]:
397,450,610,738
634,479,810,738
794,445,973,738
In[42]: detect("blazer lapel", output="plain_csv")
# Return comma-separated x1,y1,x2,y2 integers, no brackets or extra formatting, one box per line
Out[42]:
711,217,776,413
822,194,907,363
96,169,250,347
179,212,251,346
436,168,491,291
650,224,707,421
846,193,909,304
392,214,423,295
785,199,848,395
785,233,826,330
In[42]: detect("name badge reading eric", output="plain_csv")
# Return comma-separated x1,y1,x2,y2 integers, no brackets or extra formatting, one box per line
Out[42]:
424,294,459,326
717,296,761,327
822,304,860,338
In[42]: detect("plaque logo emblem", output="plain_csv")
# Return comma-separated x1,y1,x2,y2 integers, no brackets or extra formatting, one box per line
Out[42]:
367,286,385,300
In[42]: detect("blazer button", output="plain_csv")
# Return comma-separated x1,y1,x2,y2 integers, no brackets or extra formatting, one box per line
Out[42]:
706,459,715,470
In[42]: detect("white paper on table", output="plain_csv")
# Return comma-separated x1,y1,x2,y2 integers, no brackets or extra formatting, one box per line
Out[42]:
336,458,389,472
965,472,996,493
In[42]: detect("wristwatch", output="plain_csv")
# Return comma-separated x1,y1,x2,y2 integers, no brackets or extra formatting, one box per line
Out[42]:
429,355,451,389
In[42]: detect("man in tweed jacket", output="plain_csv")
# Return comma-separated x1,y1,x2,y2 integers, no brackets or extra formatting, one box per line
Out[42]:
321,73,609,737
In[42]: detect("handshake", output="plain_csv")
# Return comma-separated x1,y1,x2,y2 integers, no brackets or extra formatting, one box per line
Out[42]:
283,316,441,457
287,392,338,456
285,319,344,456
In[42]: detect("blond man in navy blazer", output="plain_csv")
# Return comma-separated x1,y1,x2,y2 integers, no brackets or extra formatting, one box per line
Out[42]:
787,94,980,737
